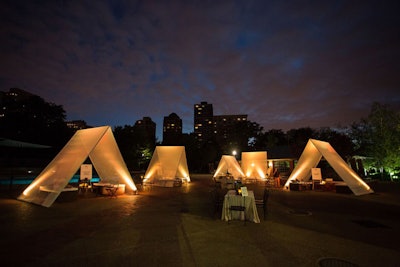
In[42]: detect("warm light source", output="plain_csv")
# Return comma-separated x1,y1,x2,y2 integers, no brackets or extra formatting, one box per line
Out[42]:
241,151,268,181
18,126,139,207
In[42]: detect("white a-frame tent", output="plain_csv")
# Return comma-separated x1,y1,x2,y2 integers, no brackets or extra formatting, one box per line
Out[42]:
241,151,268,180
284,139,373,196
18,126,137,207
143,146,190,184
213,155,245,180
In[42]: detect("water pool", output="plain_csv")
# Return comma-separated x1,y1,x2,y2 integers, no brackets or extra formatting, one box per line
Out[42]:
0,175,100,185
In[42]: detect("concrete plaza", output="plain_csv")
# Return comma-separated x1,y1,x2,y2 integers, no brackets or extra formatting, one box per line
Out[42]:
0,174,399,267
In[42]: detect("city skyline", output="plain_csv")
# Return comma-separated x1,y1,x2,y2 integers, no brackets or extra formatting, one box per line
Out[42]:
1,1,399,140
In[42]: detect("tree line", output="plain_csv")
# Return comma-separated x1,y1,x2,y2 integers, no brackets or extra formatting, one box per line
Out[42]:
1,90,399,180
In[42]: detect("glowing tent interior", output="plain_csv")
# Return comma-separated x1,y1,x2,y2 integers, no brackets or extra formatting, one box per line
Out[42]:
284,139,374,196
241,151,268,180
143,146,190,186
18,126,137,207
213,155,245,180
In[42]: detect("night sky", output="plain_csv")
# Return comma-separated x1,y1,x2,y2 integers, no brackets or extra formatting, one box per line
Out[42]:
1,0,399,140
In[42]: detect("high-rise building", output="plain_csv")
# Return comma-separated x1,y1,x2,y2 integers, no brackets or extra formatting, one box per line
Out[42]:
213,114,248,144
0,88,35,118
162,112,182,145
194,101,214,143
134,116,156,145
2,88,33,100
194,101,248,146
66,120,89,130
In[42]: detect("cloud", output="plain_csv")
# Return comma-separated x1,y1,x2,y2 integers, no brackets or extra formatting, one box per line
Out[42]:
1,0,399,139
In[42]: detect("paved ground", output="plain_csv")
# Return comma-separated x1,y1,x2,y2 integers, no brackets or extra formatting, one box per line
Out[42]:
0,174,399,267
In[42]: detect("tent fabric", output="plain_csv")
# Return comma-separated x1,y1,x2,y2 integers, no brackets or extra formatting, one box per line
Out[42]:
241,151,268,180
284,139,373,196
213,155,245,180
143,146,190,184
18,126,136,207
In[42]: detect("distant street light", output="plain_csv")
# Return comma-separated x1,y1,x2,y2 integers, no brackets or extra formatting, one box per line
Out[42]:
232,150,237,159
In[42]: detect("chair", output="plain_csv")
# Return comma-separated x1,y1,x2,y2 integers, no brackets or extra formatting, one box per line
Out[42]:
106,184,119,198
92,184,102,196
213,177,221,189
229,197,246,225
220,177,227,189
210,187,225,218
255,187,269,220
78,178,91,194
142,181,153,192
265,178,275,188
172,178,181,187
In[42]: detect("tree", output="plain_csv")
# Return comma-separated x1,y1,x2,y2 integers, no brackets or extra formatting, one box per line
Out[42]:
113,125,156,171
0,89,72,149
316,127,354,158
350,102,400,180
113,125,137,170
253,129,287,150
181,133,215,173
286,127,318,157
219,120,263,154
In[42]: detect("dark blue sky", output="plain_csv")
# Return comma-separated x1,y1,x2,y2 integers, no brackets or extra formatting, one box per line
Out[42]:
1,0,399,140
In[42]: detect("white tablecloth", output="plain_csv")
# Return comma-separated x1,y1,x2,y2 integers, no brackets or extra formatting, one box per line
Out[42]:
221,190,260,223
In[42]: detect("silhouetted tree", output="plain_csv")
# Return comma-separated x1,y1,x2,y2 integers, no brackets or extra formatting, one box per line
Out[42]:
286,127,318,157
253,129,287,150
113,125,156,171
180,133,210,173
316,127,354,158
0,89,72,150
219,120,263,155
